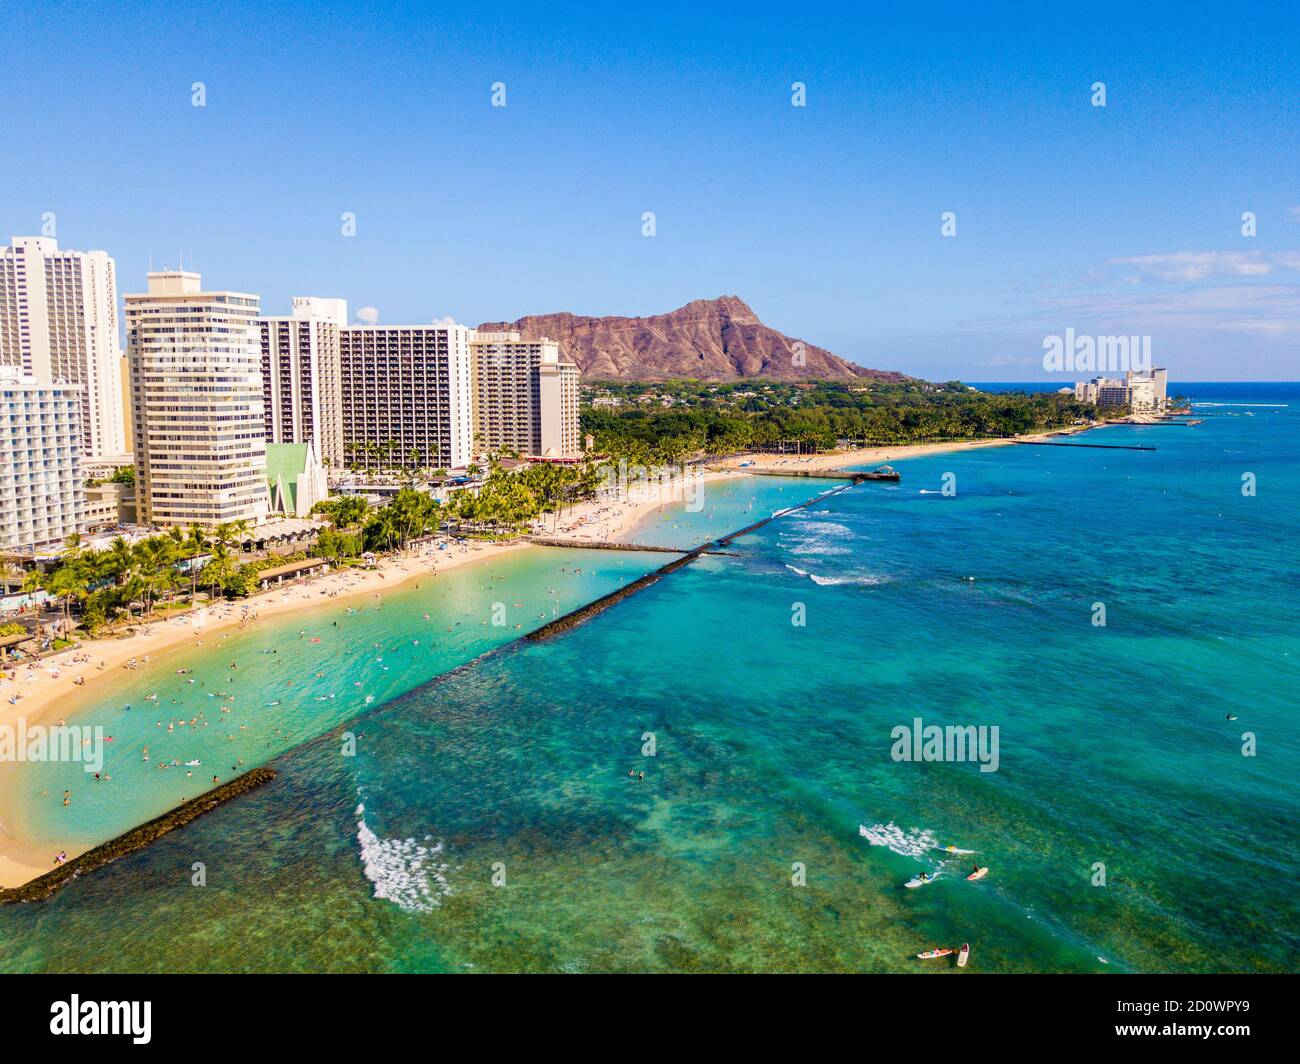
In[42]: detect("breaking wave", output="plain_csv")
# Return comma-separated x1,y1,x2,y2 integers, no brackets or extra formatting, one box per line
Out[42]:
356,801,451,912
858,821,937,857
784,564,883,586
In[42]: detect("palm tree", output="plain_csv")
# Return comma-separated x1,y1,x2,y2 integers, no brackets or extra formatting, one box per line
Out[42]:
46,563,86,638
204,544,234,600
213,522,236,552
183,524,208,603
62,532,83,563
0,557,23,593
134,537,176,617
107,536,135,587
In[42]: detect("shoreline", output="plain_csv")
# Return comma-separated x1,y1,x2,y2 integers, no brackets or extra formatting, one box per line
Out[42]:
0,472,732,888
709,422,1104,474
0,429,1092,889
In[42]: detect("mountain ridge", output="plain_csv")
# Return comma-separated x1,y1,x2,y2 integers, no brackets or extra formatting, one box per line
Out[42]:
477,296,908,382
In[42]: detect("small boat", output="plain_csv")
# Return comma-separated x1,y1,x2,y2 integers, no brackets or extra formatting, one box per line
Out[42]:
966,867,989,881
916,948,954,959
957,943,970,968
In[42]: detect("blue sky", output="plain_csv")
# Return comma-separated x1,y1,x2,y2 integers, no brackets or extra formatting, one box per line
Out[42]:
4,1,1298,380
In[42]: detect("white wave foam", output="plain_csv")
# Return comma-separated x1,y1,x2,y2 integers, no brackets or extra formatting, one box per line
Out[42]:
859,821,937,857
787,518,851,536
355,802,450,912
810,572,882,586
785,563,882,586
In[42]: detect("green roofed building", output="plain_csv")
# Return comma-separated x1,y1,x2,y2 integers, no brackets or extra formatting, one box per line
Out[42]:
265,441,328,518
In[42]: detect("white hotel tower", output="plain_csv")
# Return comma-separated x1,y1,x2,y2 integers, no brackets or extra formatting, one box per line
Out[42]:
125,271,268,529
0,236,127,459
0,367,85,551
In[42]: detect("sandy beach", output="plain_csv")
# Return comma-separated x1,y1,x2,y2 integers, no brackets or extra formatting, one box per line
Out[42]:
0,473,734,888
710,424,1099,473
0,437,1076,888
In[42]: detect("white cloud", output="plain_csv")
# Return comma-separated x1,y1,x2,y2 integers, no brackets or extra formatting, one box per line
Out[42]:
958,282,1300,339
1107,251,1298,282
430,314,457,327
356,306,380,325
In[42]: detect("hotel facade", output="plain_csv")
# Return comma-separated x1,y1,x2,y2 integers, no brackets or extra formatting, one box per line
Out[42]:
259,297,347,469
470,332,581,459
0,236,127,459
1074,368,1168,412
125,271,269,529
339,323,475,472
0,367,86,551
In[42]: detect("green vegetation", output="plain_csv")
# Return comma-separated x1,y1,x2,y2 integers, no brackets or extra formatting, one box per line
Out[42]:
583,379,1098,462
443,461,600,533
22,524,304,636
311,494,370,529
85,465,135,488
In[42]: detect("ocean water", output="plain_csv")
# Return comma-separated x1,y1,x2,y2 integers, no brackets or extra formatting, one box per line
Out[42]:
1,384,1297,973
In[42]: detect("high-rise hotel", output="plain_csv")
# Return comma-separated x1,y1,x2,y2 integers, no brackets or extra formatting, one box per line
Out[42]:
0,236,126,459
0,367,86,551
340,323,475,472
470,332,581,458
125,271,269,529
259,297,347,468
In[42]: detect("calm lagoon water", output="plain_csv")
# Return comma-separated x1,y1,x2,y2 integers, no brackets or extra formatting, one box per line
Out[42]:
1,384,1296,973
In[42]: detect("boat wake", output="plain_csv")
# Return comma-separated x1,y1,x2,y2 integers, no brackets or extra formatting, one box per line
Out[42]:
785,564,883,587
859,821,937,857
355,802,450,913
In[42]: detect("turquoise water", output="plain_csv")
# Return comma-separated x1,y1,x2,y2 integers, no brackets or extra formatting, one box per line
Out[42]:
2,385,1297,972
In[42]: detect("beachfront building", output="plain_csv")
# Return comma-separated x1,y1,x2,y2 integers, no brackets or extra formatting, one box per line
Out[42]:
265,441,328,518
469,332,582,459
83,480,127,530
125,271,269,530
1074,368,1168,412
258,297,347,469
339,323,474,472
0,236,126,459
0,367,86,551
